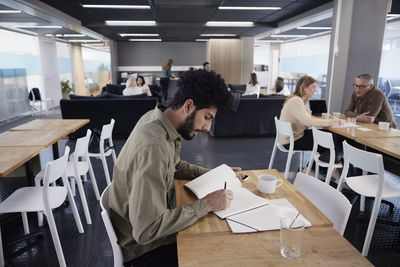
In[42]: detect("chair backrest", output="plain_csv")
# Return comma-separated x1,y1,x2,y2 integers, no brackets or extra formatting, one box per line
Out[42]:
101,118,115,141
74,129,91,158
29,87,42,101
338,141,385,197
275,116,294,145
311,127,334,149
100,185,123,267
43,146,70,186
293,172,352,235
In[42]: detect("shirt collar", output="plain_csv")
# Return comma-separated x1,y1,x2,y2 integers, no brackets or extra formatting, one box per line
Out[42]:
155,104,181,141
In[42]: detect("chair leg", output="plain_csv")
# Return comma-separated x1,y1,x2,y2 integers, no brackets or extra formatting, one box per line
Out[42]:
284,151,293,179
299,151,304,172
45,210,67,267
101,155,111,185
38,211,44,227
69,178,76,197
21,212,30,235
360,195,366,212
315,164,319,178
362,197,382,256
65,180,84,234
306,153,314,176
83,173,88,182
75,176,92,224
325,167,333,185
88,159,100,200
268,140,278,169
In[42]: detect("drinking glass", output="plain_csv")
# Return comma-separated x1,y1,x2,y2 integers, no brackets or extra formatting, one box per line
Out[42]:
347,117,357,131
280,217,305,260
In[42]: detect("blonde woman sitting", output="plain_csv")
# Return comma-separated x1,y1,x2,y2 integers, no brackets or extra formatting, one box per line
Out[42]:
123,75,152,96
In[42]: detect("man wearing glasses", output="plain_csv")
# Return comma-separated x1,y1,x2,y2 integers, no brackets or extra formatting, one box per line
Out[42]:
345,73,397,128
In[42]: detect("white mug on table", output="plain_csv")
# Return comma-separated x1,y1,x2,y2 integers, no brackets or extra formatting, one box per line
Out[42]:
258,174,283,194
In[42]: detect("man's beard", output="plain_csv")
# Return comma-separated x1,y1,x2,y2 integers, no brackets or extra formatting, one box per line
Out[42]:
177,110,197,140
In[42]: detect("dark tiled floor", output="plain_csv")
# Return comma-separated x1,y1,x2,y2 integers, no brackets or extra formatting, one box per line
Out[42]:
1,112,400,266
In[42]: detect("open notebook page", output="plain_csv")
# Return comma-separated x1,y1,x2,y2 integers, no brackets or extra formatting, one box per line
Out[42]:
226,198,312,233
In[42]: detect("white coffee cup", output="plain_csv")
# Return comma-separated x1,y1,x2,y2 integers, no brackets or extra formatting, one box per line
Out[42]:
333,112,341,118
379,121,390,131
258,174,283,194
321,113,330,119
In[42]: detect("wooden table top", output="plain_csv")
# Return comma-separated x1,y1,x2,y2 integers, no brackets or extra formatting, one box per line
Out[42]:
175,169,332,235
0,130,69,148
10,119,89,134
327,122,400,139
0,146,44,177
356,137,400,159
177,227,372,266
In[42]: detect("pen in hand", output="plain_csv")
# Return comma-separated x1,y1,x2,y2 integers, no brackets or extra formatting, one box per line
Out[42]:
224,181,227,190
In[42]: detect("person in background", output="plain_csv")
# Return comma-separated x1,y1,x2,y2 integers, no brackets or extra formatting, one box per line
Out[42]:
279,76,342,151
272,77,290,96
109,69,244,267
160,59,175,103
345,73,396,128
202,61,211,71
123,75,152,96
242,72,260,97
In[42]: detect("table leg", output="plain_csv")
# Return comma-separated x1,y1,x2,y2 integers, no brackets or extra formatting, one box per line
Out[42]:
52,142,59,159
24,160,34,186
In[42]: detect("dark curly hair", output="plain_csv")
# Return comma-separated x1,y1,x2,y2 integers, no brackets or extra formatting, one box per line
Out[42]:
169,69,233,113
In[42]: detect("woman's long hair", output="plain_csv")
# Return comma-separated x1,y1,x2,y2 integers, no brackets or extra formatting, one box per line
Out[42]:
162,59,173,70
284,75,317,105
126,77,136,88
249,73,258,86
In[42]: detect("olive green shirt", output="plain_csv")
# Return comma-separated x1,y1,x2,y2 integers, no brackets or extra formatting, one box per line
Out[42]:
109,105,209,262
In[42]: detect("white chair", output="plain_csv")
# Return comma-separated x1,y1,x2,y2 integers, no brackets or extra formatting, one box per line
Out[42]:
0,147,84,267
337,141,400,256
100,185,123,267
35,130,100,225
293,172,352,235
306,127,343,185
269,116,305,178
29,87,54,115
89,119,117,185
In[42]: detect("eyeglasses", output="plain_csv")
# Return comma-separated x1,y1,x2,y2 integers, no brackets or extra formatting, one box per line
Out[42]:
353,84,368,89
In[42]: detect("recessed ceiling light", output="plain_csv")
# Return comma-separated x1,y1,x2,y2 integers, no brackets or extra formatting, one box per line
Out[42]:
387,14,400,17
82,4,150,9
68,39,102,43
270,34,306,38
195,39,208,42
129,39,162,42
45,34,53,37
257,40,284,43
15,25,62,29
218,6,281,10
297,26,331,30
200,34,236,37
105,21,156,26
120,33,159,37
63,34,85,37
0,10,22,13
205,21,254,27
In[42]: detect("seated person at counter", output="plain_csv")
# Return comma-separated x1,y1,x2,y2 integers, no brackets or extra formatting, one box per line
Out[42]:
109,69,243,267
280,75,342,151
345,73,396,128
242,72,260,97
272,77,290,96
123,76,152,96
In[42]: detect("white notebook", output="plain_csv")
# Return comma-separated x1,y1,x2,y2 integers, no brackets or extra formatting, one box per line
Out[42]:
226,198,312,233
184,164,269,219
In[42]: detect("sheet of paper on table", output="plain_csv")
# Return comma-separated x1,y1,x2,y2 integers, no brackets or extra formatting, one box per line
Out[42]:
226,198,312,233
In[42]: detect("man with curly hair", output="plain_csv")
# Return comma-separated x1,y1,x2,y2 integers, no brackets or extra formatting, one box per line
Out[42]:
109,69,238,267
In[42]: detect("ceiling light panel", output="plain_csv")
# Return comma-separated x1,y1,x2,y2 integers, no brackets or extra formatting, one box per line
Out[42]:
0,10,22,13
129,39,162,42
200,33,236,37
205,21,254,27
82,5,150,9
218,7,281,10
119,33,159,37
15,25,62,28
297,26,331,30
105,21,156,26
270,34,306,38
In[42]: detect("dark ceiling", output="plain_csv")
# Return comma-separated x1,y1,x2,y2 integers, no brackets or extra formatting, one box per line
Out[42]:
38,0,333,42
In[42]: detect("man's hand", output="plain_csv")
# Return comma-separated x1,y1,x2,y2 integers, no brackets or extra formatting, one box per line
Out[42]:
202,189,233,212
357,112,375,123
231,167,246,181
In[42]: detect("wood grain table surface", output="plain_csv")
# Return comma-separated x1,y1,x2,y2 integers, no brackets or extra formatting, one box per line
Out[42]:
10,119,89,134
175,169,332,235
177,227,372,266
0,146,44,177
0,130,69,148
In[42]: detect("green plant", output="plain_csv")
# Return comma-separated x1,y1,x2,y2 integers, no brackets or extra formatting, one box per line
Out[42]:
61,79,73,94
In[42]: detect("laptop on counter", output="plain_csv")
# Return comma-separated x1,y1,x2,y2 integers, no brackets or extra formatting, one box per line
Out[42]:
309,99,327,116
